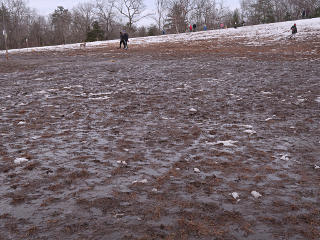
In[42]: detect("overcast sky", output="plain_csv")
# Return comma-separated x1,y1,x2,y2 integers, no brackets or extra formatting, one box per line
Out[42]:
27,0,240,26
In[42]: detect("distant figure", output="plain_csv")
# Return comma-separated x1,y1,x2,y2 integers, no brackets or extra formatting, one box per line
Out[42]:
189,24,192,32
124,32,129,49
162,30,165,35
193,24,197,32
220,23,224,29
119,31,129,49
203,25,207,31
289,23,297,39
80,42,86,49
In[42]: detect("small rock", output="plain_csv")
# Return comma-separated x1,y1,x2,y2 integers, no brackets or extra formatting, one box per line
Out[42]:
194,168,201,173
117,160,127,165
251,191,262,199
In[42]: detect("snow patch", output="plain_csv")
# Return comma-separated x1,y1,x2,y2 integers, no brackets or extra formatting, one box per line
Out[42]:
193,168,201,173
251,191,262,199
244,129,257,135
14,157,29,164
132,179,148,184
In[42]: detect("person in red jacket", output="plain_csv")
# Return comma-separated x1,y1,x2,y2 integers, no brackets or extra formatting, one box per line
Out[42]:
189,24,192,32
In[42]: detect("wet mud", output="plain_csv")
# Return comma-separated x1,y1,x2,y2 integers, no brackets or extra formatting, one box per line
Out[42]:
0,37,320,239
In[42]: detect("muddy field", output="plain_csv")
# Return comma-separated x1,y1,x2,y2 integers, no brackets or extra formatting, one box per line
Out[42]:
0,36,320,240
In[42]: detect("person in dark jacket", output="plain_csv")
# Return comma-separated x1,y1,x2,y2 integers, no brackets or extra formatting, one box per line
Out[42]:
289,24,297,39
193,24,197,32
123,32,129,49
119,31,129,49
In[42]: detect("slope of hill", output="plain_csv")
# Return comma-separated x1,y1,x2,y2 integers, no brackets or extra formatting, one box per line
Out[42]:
1,18,320,55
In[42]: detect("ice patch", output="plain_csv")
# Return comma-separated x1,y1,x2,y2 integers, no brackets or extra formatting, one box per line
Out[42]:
194,168,201,173
251,191,262,199
189,108,197,113
244,129,257,135
117,160,128,165
240,125,253,129
280,154,290,161
206,140,238,147
132,179,148,184
231,192,240,200
14,157,29,164
88,97,110,100
261,91,272,95
296,98,306,104
265,115,277,122
37,90,47,94
216,140,238,147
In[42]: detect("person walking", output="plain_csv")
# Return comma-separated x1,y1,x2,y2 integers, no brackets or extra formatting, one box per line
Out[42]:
289,23,297,39
123,32,129,49
119,32,126,49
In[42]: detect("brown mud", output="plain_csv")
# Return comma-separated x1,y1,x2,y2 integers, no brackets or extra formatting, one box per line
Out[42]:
0,36,320,239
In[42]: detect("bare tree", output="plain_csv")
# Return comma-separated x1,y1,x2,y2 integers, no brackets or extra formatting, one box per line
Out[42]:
4,0,32,48
95,0,117,39
154,0,167,32
115,0,150,29
165,0,195,33
190,0,217,28
71,2,96,42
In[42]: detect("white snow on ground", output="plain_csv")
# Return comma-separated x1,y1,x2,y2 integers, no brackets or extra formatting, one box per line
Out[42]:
206,140,238,147
14,157,29,164
1,18,320,55
251,191,262,199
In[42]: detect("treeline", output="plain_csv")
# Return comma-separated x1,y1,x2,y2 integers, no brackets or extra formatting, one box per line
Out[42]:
1,0,319,50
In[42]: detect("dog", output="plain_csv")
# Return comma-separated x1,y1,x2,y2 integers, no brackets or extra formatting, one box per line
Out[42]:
80,42,86,49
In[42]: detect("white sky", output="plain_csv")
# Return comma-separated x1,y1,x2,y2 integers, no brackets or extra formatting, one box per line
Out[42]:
27,0,240,26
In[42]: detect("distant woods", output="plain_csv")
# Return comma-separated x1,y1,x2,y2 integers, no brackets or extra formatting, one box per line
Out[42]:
1,0,319,50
